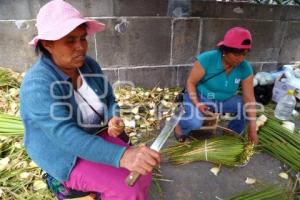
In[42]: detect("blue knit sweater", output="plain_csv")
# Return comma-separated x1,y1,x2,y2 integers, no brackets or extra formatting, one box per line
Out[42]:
20,55,126,181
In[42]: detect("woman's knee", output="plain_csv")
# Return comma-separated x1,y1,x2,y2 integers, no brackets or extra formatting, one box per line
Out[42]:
115,174,151,200
187,117,204,130
233,95,244,109
179,110,204,130
125,184,146,199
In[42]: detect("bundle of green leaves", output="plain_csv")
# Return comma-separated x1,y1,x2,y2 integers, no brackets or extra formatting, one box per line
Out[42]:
258,114,300,172
163,135,254,167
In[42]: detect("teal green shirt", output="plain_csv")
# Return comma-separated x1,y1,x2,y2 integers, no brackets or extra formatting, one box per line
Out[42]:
196,50,253,101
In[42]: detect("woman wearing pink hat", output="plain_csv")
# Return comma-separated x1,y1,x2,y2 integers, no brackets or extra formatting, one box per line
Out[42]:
20,0,160,199
174,27,258,144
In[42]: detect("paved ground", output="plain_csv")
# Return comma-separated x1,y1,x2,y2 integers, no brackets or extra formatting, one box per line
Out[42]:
149,108,300,200
150,139,288,200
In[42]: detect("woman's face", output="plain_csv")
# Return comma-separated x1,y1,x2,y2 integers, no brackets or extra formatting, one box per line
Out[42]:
224,50,249,67
42,25,88,71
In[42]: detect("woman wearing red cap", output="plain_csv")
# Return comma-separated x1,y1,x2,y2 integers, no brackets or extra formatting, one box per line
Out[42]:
20,0,159,199
174,27,258,144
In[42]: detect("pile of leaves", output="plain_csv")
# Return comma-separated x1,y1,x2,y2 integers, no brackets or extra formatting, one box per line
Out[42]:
0,67,54,199
0,67,22,115
114,85,182,144
0,136,53,199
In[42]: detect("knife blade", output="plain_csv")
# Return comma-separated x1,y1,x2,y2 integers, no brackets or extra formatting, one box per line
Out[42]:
125,103,184,186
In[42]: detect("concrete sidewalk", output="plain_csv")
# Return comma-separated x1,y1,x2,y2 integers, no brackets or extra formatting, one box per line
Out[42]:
149,118,299,200
150,151,288,200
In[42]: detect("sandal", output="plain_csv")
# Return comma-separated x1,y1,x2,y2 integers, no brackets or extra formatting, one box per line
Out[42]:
174,132,187,143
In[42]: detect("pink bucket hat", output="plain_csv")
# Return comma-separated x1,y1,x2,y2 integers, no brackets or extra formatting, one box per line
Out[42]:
29,0,105,47
217,27,252,49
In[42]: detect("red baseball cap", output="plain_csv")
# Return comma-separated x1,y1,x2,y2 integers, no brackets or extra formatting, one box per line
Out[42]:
217,27,252,49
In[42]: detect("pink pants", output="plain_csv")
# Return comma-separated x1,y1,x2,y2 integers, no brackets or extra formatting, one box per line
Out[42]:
64,132,152,200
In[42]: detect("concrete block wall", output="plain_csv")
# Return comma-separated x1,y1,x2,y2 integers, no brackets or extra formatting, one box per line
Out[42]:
0,0,299,88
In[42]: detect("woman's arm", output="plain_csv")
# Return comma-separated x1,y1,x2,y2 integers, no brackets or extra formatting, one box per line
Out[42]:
20,76,126,167
186,61,207,113
241,75,259,144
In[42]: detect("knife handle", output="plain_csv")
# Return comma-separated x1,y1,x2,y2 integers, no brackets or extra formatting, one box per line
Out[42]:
126,171,141,187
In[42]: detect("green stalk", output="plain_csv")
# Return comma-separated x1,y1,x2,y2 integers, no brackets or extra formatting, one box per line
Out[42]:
0,113,24,136
257,114,300,171
226,185,291,200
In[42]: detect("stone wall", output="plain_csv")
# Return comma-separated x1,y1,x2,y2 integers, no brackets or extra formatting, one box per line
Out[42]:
0,0,299,88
